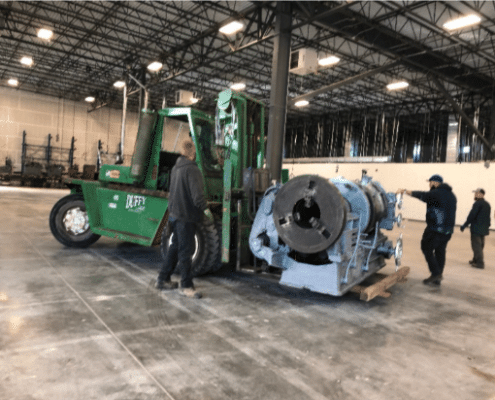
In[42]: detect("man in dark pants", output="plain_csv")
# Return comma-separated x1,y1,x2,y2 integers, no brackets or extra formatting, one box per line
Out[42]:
460,188,491,269
398,174,457,286
155,138,213,299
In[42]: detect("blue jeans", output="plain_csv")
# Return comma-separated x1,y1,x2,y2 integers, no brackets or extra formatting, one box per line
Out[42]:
158,216,195,288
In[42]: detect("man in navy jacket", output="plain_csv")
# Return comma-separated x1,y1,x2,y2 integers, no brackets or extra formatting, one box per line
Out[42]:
399,174,457,286
461,188,491,269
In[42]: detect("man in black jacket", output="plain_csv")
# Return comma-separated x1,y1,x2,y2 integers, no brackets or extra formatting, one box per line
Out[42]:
155,138,213,299
398,174,457,286
460,188,491,269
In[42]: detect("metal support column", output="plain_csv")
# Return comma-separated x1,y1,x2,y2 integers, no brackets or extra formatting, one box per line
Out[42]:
21,131,26,174
46,133,52,163
266,1,292,182
120,83,128,163
69,137,75,167
489,99,495,149
445,115,459,163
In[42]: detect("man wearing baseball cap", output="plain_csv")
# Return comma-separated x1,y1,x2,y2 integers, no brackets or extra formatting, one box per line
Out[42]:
460,188,491,269
398,174,457,286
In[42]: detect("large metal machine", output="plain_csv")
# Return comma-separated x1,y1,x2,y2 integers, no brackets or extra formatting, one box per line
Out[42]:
249,173,403,296
49,88,404,297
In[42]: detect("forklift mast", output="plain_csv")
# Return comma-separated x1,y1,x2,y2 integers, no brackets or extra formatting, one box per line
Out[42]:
214,89,266,265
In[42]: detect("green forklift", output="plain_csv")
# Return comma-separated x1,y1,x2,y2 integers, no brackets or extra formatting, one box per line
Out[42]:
50,89,270,275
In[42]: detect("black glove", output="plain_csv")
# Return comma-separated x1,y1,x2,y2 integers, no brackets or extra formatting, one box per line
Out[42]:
460,225,465,232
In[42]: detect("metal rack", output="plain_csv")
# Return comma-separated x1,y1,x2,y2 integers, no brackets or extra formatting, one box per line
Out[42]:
15,131,76,186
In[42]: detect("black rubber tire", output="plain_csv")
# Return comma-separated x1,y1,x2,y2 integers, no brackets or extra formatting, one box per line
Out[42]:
210,219,223,273
160,218,221,277
49,194,101,248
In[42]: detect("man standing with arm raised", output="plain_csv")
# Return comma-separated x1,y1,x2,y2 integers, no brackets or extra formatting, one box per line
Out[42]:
398,174,457,286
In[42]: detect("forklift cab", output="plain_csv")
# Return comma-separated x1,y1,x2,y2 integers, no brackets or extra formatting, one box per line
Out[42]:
156,108,222,201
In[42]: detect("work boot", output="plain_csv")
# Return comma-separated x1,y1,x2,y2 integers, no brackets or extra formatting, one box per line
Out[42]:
471,263,485,269
155,280,178,290
179,287,202,299
423,274,442,286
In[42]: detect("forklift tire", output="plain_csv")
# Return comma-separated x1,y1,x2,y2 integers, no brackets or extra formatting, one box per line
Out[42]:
160,218,221,277
49,194,101,248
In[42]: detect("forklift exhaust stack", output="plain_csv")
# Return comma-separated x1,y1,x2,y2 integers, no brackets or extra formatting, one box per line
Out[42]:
130,110,158,183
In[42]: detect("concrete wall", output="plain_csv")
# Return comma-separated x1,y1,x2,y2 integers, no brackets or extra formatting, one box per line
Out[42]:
282,161,495,228
0,86,138,171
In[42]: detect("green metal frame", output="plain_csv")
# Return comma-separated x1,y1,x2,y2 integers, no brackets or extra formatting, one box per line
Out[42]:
63,89,267,269
65,107,215,247
216,90,266,264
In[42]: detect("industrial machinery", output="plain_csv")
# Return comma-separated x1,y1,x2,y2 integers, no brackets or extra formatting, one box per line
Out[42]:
49,88,404,297
249,173,403,296
49,89,266,276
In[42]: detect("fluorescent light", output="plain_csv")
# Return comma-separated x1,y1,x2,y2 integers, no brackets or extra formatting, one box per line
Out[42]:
147,61,163,72
449,122,459,127
219,21,244,35
295,100,309,107
230,82,246,91
38,28,53,40
8,78,18,86
113,80,125,88
443,14,481,30
387,81,409,90
318,56,340,66
85,96,95,103
21,56,33,66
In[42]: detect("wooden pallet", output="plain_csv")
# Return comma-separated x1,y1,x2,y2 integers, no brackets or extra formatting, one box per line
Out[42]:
350,266,410,301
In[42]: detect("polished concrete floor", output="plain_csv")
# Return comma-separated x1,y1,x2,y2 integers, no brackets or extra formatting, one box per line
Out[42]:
1,186,495,400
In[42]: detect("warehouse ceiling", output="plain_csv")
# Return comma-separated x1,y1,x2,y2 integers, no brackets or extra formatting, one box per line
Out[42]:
1,1,495,118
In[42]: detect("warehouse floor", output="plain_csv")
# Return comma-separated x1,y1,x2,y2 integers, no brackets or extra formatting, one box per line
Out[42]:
1,186,494,400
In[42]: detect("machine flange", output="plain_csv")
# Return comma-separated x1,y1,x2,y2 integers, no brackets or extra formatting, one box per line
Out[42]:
272,175,346,254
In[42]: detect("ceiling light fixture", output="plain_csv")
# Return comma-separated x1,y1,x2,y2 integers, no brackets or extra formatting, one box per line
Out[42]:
113,80,125,88
147,61,163,72
38,28,53,40
318,56,340,66
230,82,246,91
85,96,95,103
21,56,33,66
443,14,481,30
295,100,309,107
386,81,409,91
8,78,18,86
219,21,244,35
